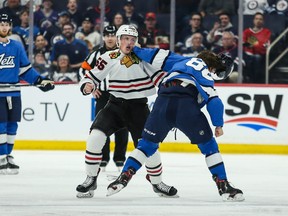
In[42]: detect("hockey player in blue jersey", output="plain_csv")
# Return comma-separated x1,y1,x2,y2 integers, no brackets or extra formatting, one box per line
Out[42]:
0,14,54,175
107,46,245,201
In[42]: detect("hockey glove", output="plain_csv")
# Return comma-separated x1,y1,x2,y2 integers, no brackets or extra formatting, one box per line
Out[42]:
35,76,55,92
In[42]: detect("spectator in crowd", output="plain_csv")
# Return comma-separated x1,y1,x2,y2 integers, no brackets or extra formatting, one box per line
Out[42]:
139,12,169,49
112,12,124,29
43,10,71,49
50,22,89,70
32,51,51,78
34,0,58,33
198,0,236,17
213,31,243,83
180,33,206,57
51,54,78,82
84,39,94,53
13,8,40,49
66,0,83,29
178,12,209,49
33,34,51,61
75,16,101,48
94,18,102,34
0,0,25,26
206,12,237,50
122,0,144,29
84,0,114,27
243,12,271,83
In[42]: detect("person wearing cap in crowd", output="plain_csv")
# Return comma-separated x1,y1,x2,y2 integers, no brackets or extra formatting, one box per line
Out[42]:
75,16,101,48
138,12,169,49
50,22,89,70
122,0,144,29
79,25,129,171
34,0,58,32
43,10,71,49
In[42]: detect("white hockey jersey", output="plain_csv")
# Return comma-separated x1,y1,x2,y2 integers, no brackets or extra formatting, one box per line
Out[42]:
80,49,166,100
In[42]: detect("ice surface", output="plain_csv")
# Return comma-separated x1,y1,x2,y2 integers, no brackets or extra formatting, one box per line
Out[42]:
1,151,288,216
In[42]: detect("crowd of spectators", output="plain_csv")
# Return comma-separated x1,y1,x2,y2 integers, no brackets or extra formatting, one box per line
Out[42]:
1,0,287,83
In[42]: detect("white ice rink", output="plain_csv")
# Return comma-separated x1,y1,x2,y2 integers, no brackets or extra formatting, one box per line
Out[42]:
0,150,288,216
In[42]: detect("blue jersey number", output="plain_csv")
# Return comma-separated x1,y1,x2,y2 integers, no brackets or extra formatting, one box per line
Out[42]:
186,58,212,80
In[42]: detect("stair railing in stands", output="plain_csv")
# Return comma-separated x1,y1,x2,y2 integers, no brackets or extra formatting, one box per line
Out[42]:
265,27,288,84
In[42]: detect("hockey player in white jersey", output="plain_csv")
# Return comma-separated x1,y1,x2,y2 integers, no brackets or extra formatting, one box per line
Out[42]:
76,25,178,198
106,47,244,202
0,13,54,175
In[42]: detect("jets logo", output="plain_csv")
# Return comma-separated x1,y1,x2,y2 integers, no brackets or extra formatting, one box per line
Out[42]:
0,53,15,69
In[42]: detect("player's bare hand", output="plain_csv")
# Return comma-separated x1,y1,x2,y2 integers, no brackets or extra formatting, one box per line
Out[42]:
83,83,94,94
92,88,102,98
215,126,223,137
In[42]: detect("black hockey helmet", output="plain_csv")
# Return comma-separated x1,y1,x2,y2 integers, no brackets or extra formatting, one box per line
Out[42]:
103,25,117,36
212,53,234,80
197,50,234,80
0,13,12,24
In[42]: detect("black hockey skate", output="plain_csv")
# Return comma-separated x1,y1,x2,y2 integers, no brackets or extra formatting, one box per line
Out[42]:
146,174,179,198
106,168,135,196
7,155,19,175
76,169,100,198
213,175,245,201
0,157,8,175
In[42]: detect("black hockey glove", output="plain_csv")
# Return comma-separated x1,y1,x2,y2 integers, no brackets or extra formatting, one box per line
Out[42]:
35,76,55,92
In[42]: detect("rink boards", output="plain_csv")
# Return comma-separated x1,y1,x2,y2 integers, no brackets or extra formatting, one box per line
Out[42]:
15,84,288,154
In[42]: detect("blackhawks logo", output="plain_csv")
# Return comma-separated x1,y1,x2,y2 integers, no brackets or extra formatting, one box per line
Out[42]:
120,52,140,68
109,51,120,59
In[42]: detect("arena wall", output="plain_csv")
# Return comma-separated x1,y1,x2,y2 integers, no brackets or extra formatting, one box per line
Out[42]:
15,84,288,154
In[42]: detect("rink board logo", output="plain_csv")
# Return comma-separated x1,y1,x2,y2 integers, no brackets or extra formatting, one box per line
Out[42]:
224,94,283,131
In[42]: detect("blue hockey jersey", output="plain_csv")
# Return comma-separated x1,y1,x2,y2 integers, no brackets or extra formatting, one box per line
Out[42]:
0,39,41,97
133,46,224,127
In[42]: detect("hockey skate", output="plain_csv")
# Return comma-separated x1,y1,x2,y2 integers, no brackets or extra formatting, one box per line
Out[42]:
146,174,179,198
0,157,8,175
213,175,245,201
106,168,135,196
76,169,100,198
6,155,19,175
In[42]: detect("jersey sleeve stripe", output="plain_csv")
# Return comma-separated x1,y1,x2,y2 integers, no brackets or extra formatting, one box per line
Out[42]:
19,64,32,75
